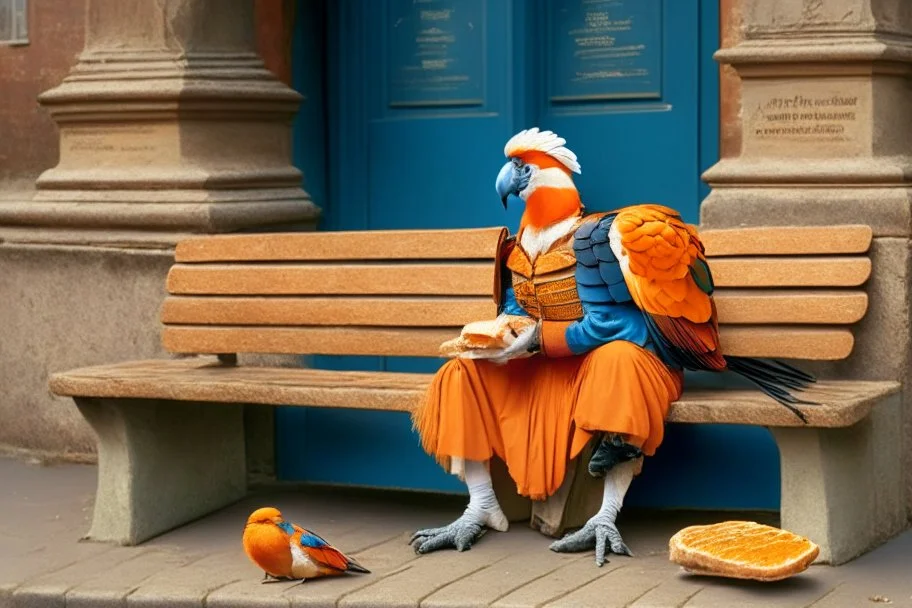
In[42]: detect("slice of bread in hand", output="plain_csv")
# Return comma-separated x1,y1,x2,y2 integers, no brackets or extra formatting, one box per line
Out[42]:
460,318,514,349
439,316,536,357
669,521,819,582
461,316,536,349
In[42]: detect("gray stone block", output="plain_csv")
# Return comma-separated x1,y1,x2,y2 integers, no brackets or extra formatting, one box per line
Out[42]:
0,243,173,458
772,393,906,564
76,397,246,545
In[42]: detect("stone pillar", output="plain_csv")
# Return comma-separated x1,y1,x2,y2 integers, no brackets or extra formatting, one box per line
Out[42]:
704,0,912,234
0,0,313,460
0,0,318,247
703,0,912,525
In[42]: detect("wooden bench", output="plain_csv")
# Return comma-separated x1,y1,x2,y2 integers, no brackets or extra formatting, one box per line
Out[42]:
49,224,903,564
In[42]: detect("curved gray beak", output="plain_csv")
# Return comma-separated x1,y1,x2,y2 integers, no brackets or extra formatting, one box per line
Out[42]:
495,161,515,209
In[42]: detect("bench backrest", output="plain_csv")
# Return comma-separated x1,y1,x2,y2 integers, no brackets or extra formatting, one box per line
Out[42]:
162,224,872,361
702,224,871,360
162,228,506,358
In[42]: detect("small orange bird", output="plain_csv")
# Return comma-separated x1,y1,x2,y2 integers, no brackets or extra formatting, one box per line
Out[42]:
242,507,370,582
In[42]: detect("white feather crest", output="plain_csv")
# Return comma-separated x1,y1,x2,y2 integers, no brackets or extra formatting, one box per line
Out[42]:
503,127,581,175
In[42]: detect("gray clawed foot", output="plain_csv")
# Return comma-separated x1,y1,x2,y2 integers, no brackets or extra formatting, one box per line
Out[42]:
588,434,642,479
548,514,633,567
409,516,488,554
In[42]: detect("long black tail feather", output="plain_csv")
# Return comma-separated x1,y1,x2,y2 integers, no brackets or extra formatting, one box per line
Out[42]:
723,355,818,423
346,558,371,574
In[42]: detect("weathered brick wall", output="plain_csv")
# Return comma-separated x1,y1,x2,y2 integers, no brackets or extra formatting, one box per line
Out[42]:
0,0,292,190
0,0,85,186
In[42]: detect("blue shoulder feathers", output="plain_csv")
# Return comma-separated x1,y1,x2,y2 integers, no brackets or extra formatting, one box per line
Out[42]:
573,214,633,304
299,531,328,548
276,521,295,535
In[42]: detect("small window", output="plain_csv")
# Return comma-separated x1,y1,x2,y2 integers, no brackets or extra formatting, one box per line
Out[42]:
0,0,28,45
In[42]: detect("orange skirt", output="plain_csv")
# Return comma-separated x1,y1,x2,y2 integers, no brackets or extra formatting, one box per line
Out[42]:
413,340,683,500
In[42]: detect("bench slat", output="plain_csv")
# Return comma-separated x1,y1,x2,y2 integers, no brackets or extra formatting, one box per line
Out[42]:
710,257,871,288
160,292,865,328
161,296,497,327
713,290,868,324
719,326,853,359
48,358,900,428
161,324,852,360
166,263,495,296
167,258,871,297
702,225,873,257
162,326,460,357
174,228,507,263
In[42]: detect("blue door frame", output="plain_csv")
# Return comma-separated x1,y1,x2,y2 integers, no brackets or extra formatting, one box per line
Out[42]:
281,0,781,511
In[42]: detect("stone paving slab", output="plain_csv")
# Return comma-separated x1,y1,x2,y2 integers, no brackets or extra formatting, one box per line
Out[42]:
64,549,195,608
2,458,912,608
627,577,703,608
11,546,150,608
421,548,586,608
549,563,680,608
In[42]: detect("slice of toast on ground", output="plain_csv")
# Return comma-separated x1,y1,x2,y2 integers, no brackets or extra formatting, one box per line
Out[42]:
669,521,820,582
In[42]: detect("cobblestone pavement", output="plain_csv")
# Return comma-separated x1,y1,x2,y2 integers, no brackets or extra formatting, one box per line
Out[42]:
2,457,910,607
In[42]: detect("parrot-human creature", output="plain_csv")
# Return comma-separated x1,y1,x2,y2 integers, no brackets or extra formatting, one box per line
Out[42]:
491,128,815,417
410,127,816,567
243,507,370,582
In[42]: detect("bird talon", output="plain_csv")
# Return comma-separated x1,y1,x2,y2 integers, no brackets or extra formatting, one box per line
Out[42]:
410,514,487,555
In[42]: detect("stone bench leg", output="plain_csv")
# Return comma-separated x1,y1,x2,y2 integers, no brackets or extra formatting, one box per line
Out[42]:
770,393,906,565
75,397,247,545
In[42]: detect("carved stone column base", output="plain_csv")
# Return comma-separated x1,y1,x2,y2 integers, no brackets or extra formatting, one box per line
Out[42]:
0,197,319,240
704,31,912,237
9,0,323,242
701,186,912,237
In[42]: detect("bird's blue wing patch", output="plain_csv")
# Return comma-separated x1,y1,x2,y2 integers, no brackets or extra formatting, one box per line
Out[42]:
575,219,599,240
276,521,295,535
575,263,604,287
608,282,633,302
573,241,598,267
299,529,329,548
573,214,633,305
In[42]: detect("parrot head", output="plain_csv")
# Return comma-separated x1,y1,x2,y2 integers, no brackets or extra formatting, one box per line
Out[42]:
246,506,284,526
495,128,583,229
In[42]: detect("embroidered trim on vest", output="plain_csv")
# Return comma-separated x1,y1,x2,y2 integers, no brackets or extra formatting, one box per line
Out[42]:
506,216,588,322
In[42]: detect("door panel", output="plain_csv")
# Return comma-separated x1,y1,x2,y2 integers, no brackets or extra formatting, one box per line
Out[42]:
328,0,525,232
537,0,701,223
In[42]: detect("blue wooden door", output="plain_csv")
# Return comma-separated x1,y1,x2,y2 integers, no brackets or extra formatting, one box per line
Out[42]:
280,0,781,510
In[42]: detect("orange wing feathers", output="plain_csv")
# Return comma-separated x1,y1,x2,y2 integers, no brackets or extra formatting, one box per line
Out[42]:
290,524,352,572
612,205,724,370
601,204,815,419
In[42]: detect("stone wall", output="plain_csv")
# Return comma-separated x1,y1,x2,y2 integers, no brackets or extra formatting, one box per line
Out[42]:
0,0,312,460
0,245,173,458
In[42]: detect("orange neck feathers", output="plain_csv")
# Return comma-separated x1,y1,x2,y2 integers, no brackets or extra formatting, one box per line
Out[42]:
521,186,582,230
